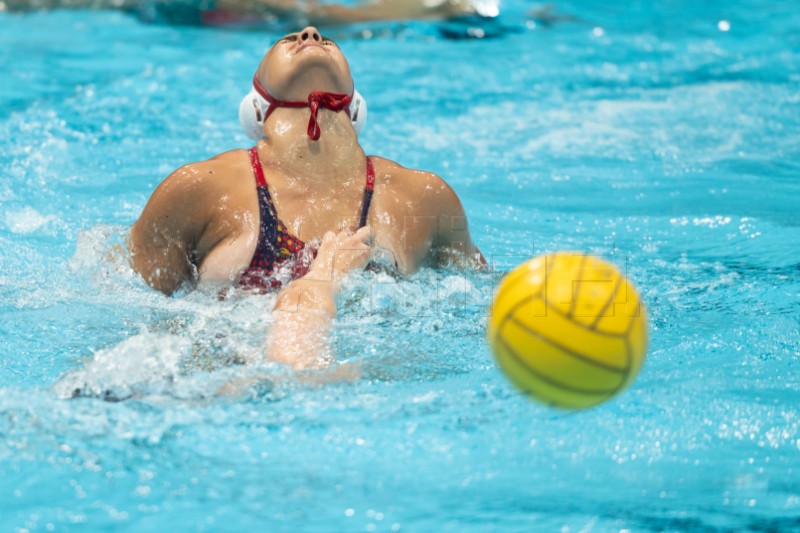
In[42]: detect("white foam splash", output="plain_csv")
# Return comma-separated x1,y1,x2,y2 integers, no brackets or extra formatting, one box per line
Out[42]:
53,332,193,401
4,206,56,234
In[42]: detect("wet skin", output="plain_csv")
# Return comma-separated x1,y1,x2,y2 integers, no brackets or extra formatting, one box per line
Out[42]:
129,27,483,295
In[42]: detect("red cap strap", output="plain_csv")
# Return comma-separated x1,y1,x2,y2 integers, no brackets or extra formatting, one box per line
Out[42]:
253,75,352,141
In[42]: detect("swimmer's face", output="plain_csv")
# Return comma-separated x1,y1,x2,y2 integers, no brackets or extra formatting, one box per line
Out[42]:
257,27,353,100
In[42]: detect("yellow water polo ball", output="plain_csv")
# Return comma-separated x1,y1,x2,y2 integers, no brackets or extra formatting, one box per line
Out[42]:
488,252,648,409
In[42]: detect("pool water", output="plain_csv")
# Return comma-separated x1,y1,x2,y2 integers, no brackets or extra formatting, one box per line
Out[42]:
2,1,799,530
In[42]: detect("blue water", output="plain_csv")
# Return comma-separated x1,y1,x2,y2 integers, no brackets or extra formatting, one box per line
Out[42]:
2,1,800,531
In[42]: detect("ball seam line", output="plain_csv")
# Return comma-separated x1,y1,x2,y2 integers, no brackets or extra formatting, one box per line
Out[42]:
540,296,631,339
588,274,624,329
507,315,628,374
623,337,633,385
493,265,534,307
566,254,589,319
496,334,621,396
498,293,542,336
494,293,540,358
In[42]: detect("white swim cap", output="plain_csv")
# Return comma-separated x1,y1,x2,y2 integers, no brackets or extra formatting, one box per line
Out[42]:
238,79,367,141
348,89,368,136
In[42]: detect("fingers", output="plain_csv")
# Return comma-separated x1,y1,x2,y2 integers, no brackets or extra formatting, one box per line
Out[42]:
331,226,372,274
328,226,372,251
342,227,371,252
316,230,341,258
352,225,372,244
308,226,374,280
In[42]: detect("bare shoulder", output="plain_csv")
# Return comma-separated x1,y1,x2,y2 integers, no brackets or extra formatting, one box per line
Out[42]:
157,149,250,195
370,156,448,189
367,156,477,273
133,148,253,238
369,156,463,214
129,148,255,293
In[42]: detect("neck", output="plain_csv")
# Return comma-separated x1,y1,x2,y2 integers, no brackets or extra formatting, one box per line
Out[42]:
258,107,364,185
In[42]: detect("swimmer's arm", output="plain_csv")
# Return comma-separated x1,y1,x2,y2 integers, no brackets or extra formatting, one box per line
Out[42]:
128,163,211,295
217,278,342,396
242,0,472,24
266,228,372,370
267,278,338,369
306,0,468,24
3,0,140,10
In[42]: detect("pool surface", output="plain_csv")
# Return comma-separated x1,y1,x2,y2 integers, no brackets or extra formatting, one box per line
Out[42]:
1,1,799,530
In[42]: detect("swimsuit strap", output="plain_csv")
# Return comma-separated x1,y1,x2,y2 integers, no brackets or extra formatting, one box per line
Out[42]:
359,157,375,228
247,146,268,187
365,157,375,191
249,145,374,229
248,146,282,231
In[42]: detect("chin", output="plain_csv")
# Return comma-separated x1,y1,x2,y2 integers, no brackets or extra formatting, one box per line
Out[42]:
263,49,353,99
285,64,352,97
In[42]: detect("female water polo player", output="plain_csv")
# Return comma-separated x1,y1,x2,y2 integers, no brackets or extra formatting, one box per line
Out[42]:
127,27,483,372
128,26,483,297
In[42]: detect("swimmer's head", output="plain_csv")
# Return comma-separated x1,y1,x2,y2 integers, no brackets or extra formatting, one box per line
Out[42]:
239,27,367,141
258,27,353,101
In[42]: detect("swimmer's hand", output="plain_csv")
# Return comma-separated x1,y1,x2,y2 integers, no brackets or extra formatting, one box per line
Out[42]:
268,227,372,370
274,226,373,317
306,225,373,288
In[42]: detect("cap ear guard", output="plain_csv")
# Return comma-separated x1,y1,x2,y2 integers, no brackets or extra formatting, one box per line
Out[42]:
238,86,367,141
239,88,269,142
348,89,368,135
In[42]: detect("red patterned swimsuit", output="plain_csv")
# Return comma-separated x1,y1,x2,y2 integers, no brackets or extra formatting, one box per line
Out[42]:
238,146,375,291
